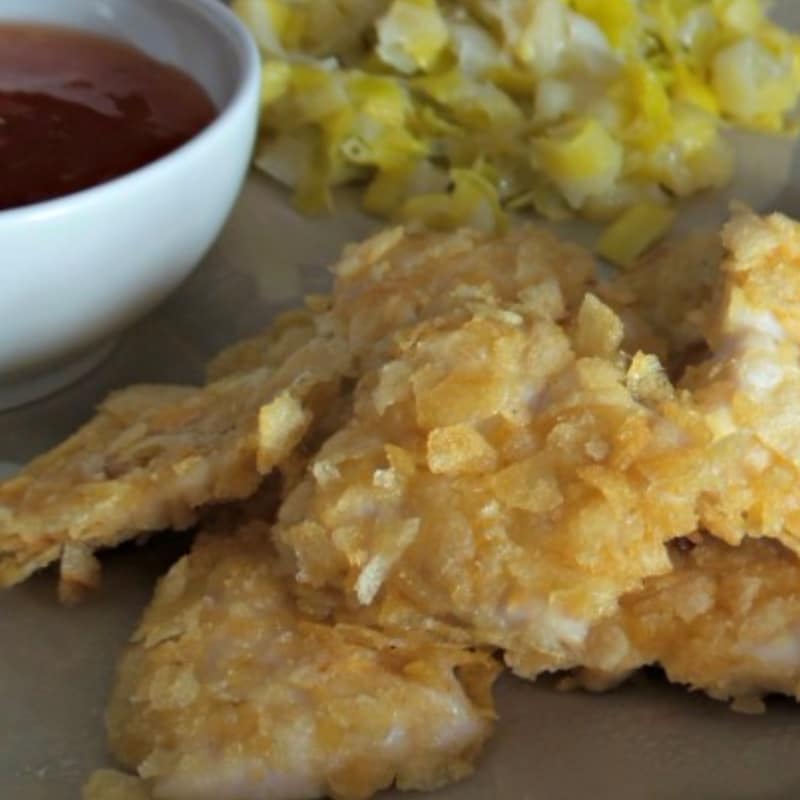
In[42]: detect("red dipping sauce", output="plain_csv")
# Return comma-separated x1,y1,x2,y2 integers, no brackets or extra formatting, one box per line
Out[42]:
0,24,217,211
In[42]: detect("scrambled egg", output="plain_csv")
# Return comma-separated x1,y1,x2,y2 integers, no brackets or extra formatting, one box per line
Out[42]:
234,0,800,264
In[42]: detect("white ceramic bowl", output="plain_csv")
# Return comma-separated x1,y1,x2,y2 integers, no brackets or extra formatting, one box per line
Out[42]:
0,0,260,410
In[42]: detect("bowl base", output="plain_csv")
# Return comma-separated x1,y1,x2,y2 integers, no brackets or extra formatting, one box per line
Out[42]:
0,340,117,413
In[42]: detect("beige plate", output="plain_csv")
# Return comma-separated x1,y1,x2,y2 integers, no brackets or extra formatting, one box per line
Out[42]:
5,10,800,793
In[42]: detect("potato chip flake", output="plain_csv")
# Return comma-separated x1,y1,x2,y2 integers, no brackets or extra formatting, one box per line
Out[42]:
427,425,498,476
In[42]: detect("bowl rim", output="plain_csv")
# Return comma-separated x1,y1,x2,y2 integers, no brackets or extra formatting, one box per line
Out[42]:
0,0,261,226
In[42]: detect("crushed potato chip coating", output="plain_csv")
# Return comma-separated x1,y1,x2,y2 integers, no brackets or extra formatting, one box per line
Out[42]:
564,210,800,705
275,230,710,677
2,226,589,593
0,338,348,589
576,537,800,710
677,209,800,557
105,525,498,800
327,225,595,370
22,213,800,799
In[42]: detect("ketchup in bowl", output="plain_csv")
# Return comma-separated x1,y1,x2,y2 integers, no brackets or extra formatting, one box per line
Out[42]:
0,24,217,211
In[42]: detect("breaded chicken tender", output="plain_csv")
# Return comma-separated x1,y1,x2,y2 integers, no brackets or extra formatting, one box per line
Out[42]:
576,536,800,710
565,209,800,703
274,229,710,678
679,209,800,556
275,212,800,705
0,337,348,593
101,524,498,800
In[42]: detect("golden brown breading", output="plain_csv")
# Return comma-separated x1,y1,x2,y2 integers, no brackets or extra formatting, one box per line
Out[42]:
40,214,800,800
0,337,348,589
575,536,800,710
104,525,498,800
679,209,800,557
274,229,710,678
273,212,800,699
594,209,800,569
0,224,600,594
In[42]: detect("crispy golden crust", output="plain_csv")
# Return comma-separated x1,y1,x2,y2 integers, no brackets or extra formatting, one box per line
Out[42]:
575,536,800,709
0,338,348,589
675,209,800,557
0,226,592,594
597,210,800,567
577,214,800,704
274,227,711,678
106,525,499,800
327,225,596,372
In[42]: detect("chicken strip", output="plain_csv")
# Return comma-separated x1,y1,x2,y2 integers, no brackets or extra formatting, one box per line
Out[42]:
101,523,498,800
558,209,800,706
0,226,590,595
679,209,800,556
274,235,710,678
0,336,348,593
575,536,800,711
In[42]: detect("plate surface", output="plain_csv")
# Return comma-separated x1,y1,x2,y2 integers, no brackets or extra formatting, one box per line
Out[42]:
5,6,800,795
